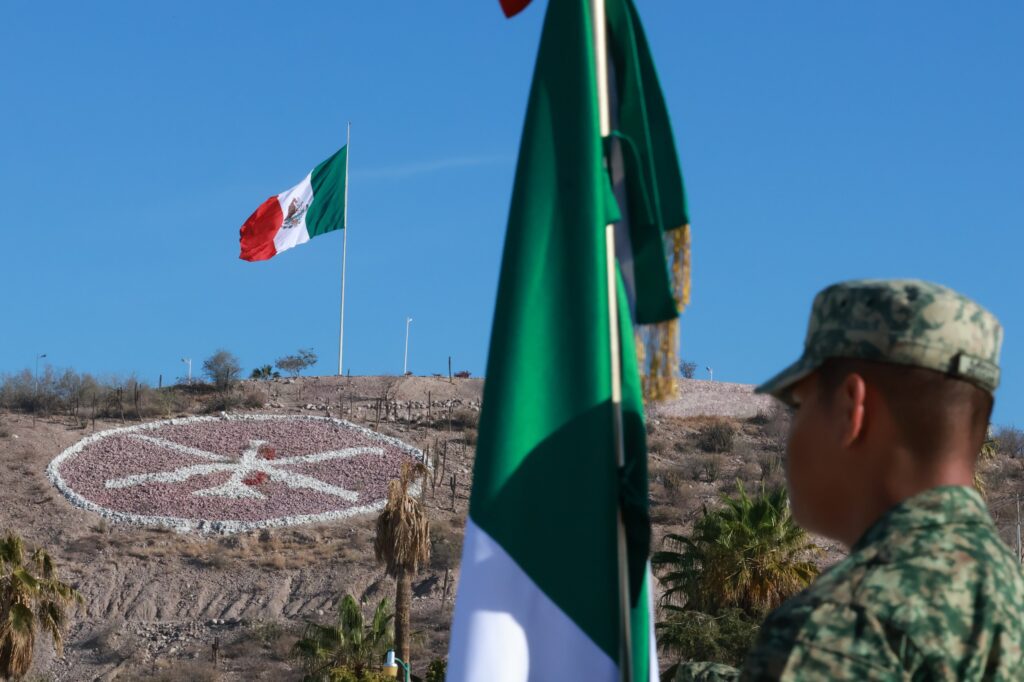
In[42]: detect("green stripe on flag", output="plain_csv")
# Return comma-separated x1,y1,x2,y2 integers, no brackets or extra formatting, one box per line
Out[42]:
469,0,621,660
306,145,347,237
607,0,689,325
468,0,657,671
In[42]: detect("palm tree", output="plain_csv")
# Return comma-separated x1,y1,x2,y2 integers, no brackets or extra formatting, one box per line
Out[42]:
291,594,393,681
0,533,82,680
250,365,279,381
653,483,819,619
374,462,430,665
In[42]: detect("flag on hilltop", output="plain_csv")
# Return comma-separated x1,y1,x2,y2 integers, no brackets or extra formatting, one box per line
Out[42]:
239,146,348,262
447,0,689,679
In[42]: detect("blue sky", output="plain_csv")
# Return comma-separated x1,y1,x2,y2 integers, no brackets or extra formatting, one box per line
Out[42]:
2,2,1022,425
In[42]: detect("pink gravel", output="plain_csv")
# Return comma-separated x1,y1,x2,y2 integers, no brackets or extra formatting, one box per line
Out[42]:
48,415,422,532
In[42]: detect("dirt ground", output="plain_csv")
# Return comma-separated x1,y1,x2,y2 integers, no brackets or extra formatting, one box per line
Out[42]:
1,375,1021,680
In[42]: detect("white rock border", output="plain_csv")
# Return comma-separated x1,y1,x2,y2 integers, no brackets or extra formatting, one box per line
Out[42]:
47,413,425,534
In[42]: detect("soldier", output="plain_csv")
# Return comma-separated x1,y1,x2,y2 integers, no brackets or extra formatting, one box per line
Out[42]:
678,279,1024,681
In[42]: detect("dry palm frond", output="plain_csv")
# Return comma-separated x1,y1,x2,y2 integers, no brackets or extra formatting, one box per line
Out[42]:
375,463,431,576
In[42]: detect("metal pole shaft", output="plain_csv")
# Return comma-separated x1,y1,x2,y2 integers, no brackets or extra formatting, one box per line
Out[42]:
589,0,633,679
403,318,411,375
1011,493,1019,561
339,122,351,376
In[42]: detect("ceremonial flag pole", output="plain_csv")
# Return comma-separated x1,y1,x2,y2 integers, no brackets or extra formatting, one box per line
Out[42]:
449,0,690,677
338,122,351,376
589,0,634,678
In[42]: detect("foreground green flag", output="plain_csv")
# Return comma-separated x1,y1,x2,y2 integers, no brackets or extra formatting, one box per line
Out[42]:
447,0,658,679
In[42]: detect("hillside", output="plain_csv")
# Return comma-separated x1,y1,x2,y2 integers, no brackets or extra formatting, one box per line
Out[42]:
0,375,1020,680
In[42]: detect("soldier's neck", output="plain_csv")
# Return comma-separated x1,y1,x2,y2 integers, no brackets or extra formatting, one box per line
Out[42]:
839,445,975,549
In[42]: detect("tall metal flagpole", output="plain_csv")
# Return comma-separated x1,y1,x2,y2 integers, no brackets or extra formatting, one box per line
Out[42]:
589,1,634,680
338,122,351,376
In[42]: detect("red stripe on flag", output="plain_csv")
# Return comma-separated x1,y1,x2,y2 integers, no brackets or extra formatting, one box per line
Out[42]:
500,0,532,18
239,196,283,262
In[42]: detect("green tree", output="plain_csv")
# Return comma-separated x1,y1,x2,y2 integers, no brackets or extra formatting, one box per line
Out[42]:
291,594,393,682
202,349,242,391
275,348,318,377
374,463,430,666
0,533,82,680
654,483,819,619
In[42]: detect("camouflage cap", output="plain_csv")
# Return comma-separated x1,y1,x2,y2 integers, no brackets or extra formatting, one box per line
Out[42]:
756,279,1003,398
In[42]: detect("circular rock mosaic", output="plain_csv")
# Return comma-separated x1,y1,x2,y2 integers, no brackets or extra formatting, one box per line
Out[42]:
47,414,424,533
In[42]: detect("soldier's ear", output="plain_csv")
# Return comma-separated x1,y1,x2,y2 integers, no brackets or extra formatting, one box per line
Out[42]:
837,372,867,448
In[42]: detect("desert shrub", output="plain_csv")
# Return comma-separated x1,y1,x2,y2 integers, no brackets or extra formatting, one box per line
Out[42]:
737,462,761,482
679,360,698,380
202,392,244,413
762,405,791,452
462,428,478,447
249,619,285,645
995,426,1024,458
663,473,698,512
430,520,464,571
646,433,673,456
0,367,172,421
657,607,759,669
696,422,735,453
241,387,266,409
453,370,472,379
203,349,242,391
425,658,447,682
700,455,724,483
758,453,783,481
449,408,478,430
650,503,678,525
682,457,704,482
748,409,770,426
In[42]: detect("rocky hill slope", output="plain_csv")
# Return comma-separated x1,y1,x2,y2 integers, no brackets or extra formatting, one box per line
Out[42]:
0,375,1019,680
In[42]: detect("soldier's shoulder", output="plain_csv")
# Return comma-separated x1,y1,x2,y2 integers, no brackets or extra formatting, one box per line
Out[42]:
852,518,1024,622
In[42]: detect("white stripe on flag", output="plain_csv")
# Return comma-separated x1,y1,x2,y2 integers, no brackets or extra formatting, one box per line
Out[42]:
448,519,619,682
646,564,660,682
273,172,314,254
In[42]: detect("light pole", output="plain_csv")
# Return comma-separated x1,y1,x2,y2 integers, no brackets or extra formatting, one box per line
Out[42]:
35,353,47,392
384,650,410,682
403,317,412,376
34,353,47,418
181,357,192,385
706,366,713,382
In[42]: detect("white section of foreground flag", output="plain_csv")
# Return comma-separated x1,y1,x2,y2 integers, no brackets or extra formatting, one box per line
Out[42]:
447,519,620,682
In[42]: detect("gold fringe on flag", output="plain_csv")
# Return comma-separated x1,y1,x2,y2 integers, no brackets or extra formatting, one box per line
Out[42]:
638,224,691,402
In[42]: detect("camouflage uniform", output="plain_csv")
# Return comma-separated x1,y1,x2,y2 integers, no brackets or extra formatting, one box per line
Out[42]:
675,280,1024,681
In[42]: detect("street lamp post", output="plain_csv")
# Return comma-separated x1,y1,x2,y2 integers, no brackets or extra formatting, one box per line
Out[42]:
34,353,47,421
35,353,47,393
384,650,410,682
403,317,412,376
181,357,192,385
706,366,714,382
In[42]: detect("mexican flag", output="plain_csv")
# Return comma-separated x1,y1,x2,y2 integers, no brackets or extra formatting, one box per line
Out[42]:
239,146,347,262
448,0,686,679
